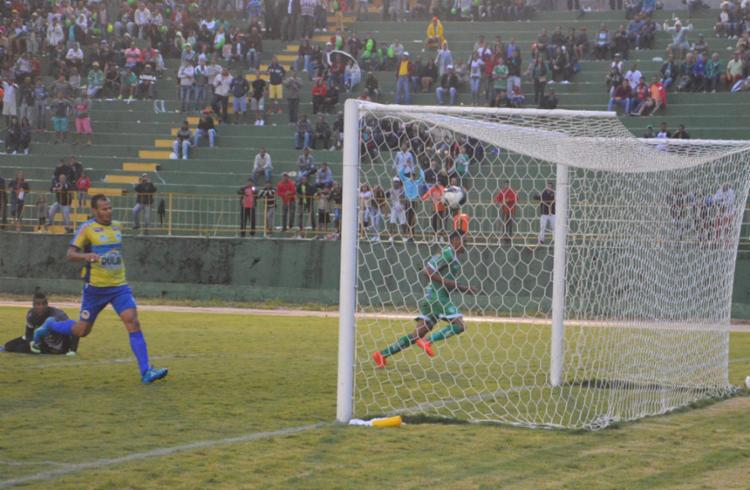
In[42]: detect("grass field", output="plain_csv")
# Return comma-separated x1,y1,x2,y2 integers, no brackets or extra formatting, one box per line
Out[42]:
1,306,749,489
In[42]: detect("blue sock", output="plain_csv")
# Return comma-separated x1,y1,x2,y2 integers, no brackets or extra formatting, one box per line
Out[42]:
129,331,150,376
49,319,75,336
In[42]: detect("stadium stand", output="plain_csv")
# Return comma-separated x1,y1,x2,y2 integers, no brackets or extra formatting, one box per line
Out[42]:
0,0,748,236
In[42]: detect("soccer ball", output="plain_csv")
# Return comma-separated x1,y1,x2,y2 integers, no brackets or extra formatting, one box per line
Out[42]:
443,186,466,210
746,375,750,389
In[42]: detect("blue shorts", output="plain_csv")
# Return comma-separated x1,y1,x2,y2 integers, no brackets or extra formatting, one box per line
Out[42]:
80,284,137,324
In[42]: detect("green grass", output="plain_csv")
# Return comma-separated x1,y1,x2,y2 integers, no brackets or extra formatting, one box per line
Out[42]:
0,306,748,489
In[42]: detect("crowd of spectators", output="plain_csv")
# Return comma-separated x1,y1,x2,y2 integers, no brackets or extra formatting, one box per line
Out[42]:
0,0,748,241
601,13,750,118
238,145,343,238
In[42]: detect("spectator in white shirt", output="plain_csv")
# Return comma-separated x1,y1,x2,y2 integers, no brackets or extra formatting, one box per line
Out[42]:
624,63,642,95
212,68,233,122
47,18,64,48
134,3,152,40
316,162,333,187
392,143,415,174
178,60,195,113
66,42,84,69
713,182,736,243
252,148,273,185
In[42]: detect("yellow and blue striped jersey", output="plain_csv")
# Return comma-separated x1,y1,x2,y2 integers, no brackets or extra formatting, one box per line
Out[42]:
70,219,127,287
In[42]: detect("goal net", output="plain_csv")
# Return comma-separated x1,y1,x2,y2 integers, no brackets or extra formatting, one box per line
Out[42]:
336,101,750,430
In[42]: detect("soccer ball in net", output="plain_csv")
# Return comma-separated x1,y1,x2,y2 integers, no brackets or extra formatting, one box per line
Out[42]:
443,186,466,210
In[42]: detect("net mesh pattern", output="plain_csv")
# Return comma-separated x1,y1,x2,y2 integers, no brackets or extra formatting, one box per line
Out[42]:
350,103,750,429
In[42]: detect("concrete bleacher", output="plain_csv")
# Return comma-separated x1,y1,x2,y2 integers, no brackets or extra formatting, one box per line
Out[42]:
1,8,747,210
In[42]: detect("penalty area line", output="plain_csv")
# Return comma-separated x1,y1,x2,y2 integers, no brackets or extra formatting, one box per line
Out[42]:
0,422,329,489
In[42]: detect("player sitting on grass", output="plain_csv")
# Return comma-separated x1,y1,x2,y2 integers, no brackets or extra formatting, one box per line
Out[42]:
2,291,79,355
31,194,168,384
373,231,475,368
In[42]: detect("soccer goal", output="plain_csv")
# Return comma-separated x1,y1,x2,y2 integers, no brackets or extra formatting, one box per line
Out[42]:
336,99,750,430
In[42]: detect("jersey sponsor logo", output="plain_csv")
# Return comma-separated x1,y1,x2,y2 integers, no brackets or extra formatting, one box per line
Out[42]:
99,250,123,269
81,309,90,320
115,233,122,241
93,227,103,232
99,235,109,242
112,226,121,231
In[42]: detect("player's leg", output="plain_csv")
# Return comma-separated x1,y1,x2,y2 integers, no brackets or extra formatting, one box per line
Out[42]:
373,299,436,367
30,289,103,352
113,286,167,383
4,336,32,353
31,283,105,351
31,317,93,352
417,304,465,357
372,318,433,368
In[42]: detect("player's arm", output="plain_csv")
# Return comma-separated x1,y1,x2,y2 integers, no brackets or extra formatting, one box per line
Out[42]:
421,266,476,294
66,245,99,263
24,313,34,341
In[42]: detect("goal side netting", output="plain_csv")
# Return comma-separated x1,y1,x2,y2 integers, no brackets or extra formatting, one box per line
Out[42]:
336,101,750,430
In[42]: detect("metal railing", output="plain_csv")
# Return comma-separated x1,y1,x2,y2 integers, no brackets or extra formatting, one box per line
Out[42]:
2,191,750,247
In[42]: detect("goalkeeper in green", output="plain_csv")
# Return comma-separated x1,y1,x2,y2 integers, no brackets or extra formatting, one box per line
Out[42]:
373,231,476,368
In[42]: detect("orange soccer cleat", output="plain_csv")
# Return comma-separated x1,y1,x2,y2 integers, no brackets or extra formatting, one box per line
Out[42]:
372,351,387,368
415,338,435,357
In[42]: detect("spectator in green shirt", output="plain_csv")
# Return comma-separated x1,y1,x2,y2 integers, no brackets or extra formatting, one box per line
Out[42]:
704,53,722,93
87,62,104,98
491,58,508,104
119,68,138,100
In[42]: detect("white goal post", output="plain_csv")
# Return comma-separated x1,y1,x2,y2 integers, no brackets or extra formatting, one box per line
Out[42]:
336,99,750,429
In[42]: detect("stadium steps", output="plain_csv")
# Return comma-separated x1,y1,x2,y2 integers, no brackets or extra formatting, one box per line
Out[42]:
123,162,161,172
2,8,747,199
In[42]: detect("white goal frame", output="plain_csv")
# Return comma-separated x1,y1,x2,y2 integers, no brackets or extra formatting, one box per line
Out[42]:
335,99,749,425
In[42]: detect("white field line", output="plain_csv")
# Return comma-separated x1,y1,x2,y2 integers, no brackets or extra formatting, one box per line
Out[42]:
1,301,748,332
0,422,329,489
0,460,68,467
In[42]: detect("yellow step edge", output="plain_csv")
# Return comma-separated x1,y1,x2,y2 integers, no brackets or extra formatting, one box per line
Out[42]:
286,44,299,52
123,162,161,172
45,225,70,234
186,116,200,125
276,54,297,62
245,74,270,82
154,139,173,148
312,35,331,42
105,175,141,184
326,15,355,23
139,150,172,160
88,187,126,196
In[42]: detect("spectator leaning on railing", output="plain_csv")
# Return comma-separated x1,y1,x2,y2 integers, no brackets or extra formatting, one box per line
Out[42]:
257,181,277,237
76,170,91,213
48,174,74,234
277,173,297,232
238,178,257,238
297,175,317,237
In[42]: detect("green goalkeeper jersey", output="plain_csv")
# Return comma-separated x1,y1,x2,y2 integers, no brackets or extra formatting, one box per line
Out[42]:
425,245,461,303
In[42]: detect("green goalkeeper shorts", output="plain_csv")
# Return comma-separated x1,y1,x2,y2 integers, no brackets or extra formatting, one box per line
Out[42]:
417,297,462,327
